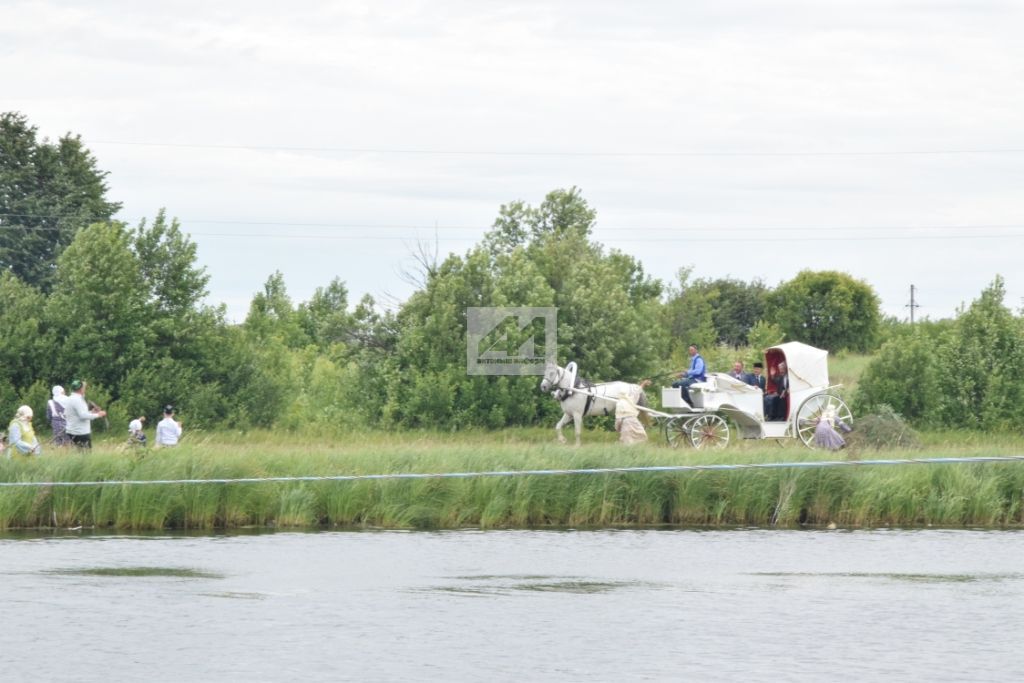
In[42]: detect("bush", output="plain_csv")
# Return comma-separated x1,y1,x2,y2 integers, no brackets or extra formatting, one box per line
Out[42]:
846,405,922,451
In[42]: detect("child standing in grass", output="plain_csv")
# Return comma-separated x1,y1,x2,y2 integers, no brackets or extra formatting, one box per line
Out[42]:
129,415,147,446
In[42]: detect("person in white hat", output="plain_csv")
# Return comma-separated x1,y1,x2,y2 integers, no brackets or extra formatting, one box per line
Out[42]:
47,385,69,446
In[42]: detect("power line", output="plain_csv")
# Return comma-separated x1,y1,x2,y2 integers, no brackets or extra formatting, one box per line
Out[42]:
84,139,1024,158
187,232,1024,244
2,213,1024,234
4,225,1024,243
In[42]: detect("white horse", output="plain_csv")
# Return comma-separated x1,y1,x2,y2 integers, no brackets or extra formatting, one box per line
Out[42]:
539,362,649,445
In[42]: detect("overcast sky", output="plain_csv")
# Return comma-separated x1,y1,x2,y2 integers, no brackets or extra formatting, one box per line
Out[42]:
4,0,1023,321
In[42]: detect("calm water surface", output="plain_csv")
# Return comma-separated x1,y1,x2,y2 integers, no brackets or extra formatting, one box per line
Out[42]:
1,528,1021,681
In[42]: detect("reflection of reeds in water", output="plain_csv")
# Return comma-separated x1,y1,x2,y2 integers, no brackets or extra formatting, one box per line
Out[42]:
47,567,221,578
0,430,1022,530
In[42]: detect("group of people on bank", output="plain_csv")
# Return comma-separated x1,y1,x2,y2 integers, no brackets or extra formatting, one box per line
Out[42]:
671,345,790,420
3,380,183,458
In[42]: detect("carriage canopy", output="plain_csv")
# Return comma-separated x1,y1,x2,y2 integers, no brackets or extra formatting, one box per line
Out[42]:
765,341,829,394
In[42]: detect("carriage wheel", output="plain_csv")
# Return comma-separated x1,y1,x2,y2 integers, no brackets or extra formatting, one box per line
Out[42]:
796,393,853,448
688,414,730,450
665,417,693,448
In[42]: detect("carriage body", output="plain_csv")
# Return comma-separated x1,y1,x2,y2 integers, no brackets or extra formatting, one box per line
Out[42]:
658,341,852,449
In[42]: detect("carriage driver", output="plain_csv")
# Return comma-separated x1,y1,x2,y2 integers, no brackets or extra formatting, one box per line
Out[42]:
671,345,706,407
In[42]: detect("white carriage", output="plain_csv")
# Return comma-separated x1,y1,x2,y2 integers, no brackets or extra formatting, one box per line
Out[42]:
656,341,852,449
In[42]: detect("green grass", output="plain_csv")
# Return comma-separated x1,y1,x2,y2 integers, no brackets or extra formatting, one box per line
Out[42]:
1,428,1022,531
828,352,874,395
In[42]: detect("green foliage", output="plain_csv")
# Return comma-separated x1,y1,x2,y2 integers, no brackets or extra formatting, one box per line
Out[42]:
44,223,152,388
664,273,769,349
116,357,201,424
857,330,945,424
16,380,51,431
297,277,352,349
0,272,47,389
0,112,120,290
244,271,310,348
846,406,922,451
767,270,882,353
386,188,662,428
661,268,716,355
746,320,785,353
858,277,1024,430
133,209,209,316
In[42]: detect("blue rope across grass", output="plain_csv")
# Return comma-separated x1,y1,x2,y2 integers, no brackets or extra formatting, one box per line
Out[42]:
1,455,1022,488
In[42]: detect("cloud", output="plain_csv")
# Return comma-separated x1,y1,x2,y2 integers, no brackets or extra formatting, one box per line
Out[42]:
3,0,1023,320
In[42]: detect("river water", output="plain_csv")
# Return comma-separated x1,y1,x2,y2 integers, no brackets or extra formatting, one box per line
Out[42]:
1,528,1021,681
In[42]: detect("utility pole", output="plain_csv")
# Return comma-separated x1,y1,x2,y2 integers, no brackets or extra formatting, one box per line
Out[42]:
906,284,920,324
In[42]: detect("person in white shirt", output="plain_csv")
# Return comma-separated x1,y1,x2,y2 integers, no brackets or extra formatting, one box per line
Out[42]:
156,405,182,447
64,380,107,449
128,415,147,446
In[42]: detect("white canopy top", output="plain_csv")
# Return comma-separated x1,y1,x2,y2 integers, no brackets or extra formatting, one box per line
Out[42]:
767,341,830,392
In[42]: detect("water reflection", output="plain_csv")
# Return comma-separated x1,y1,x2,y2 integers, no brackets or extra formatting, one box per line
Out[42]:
45,566,223,579
422,575,660,596
749,571,1023,583
0,528,1021,681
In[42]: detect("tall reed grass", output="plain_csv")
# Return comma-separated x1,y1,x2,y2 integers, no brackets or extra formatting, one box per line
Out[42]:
1,429,1022,530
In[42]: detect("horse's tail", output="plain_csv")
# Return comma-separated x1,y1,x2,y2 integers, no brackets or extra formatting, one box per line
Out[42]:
636,383,652,426
637,388,649,408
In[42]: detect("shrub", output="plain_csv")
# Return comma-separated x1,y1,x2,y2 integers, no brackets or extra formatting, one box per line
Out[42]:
846,405,922,451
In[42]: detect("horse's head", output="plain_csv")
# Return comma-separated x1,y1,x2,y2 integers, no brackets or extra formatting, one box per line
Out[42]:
539,363,562,393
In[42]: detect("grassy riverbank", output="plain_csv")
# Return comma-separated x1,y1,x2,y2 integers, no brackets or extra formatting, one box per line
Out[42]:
1,430,1023,530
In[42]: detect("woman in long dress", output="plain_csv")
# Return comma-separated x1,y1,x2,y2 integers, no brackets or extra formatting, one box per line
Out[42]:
47,385,69,447
615,390,648,445
814,406,851,450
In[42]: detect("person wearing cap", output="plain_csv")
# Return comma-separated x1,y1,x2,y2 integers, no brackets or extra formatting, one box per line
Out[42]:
156,405,182,447
64,379,107,449
47,385,70,447
747,362,766,391
7,406,41,457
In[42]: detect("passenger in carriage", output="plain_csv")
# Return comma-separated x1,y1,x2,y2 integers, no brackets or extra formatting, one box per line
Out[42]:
728,361,746,382
671,345,706,407
764,361,789,420
748,362,766,391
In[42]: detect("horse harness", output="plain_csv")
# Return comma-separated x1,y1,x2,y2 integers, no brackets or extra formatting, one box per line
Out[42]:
554,371,605,415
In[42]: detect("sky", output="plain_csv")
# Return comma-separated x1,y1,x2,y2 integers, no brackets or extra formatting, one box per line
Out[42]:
3,0,1023,322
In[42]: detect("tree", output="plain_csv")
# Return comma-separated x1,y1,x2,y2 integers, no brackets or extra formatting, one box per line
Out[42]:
44,222,151,388
0,112,120,290
133,209,209,316
297,277,353,349
244,271,309,348
662,271,768,351
857,277,1024,430
0,271,47,390
766,270,881,352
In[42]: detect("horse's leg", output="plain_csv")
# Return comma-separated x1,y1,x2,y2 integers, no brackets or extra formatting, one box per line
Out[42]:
554,413,571,444
573,411,583,447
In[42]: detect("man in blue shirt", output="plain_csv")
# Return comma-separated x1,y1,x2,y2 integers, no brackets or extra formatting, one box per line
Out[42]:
672,345,706,407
